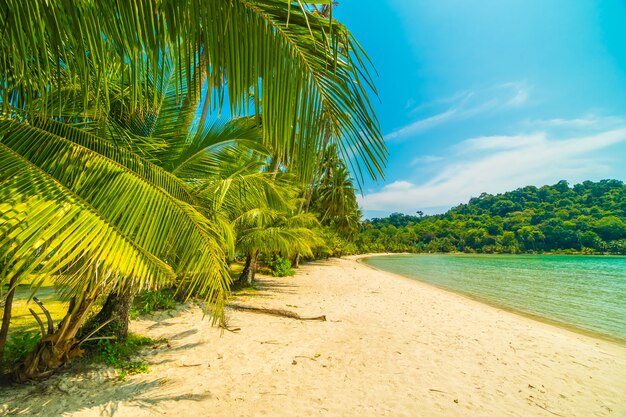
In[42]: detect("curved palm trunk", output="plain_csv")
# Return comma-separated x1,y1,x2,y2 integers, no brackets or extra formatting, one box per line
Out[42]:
239,250,259,287
0,275,19,374
12,282,102,382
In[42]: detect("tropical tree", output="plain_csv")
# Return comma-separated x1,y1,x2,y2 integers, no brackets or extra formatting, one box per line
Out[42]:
236,208,322,286
311,144,361,240
0,0,386,180
0,1,386,380
1,116,230,381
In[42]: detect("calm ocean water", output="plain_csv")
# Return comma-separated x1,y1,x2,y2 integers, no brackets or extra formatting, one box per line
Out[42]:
362,254,626,343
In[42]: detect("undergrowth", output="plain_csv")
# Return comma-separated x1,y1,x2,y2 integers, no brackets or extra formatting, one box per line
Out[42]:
269,256,295,277
91,333,167,381
130,288,177,319
2,330,40,371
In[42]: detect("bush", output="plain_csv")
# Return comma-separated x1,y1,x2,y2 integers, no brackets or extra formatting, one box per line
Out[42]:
2,330,40,369
270,256,295,277
92,333,166,380
131,288,177,318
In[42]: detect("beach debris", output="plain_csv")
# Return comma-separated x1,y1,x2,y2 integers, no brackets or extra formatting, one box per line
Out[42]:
227,304,326,321
219,323,241,333
295,355,318,361
533,403,566,417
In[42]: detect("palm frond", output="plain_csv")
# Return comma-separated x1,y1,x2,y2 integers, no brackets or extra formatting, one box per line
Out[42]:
237,226,321,258
0,118,230,320
0,143,176,294
0,0,387,184
165,117,266,179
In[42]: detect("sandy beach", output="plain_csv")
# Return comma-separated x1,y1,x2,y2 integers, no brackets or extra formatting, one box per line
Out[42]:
2,256,626,417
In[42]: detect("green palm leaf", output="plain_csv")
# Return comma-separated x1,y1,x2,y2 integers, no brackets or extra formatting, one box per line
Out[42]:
0,143,176,294
0,0,387,184
0,118,230,320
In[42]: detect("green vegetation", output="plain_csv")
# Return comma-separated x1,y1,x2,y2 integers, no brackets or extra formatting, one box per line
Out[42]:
3,285,67,334
268,257,296,277
90,334,166,381
0,1,384,381
2,330,40,369
130,289,178,319
358,180,626,254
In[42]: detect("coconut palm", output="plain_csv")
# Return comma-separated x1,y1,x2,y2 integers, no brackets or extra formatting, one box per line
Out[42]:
0,116,231,381
236,208,322,286
312,145,362,240
0,0,386,380
177,133,310,286
0,0,386,180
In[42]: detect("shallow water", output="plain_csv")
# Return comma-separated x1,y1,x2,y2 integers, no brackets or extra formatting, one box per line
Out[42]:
362,254,626,343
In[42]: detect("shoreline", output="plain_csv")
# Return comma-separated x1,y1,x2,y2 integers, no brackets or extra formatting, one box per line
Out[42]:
356,253,626,347
2,256,626,417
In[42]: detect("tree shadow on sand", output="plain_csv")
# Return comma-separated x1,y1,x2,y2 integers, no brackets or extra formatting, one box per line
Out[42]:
1,344,213,417
3,375,215,417
0,320,213,417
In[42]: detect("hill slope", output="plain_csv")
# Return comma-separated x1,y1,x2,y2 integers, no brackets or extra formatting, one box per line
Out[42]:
358,179,626,254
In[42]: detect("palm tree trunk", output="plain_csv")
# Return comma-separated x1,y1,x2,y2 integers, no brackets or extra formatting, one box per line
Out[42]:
85,288,135,342
0,275,19,373
239,250,259,286
12,285,100,382
292,253,300,269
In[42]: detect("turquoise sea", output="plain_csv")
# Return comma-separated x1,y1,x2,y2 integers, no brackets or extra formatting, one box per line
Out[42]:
362,254,626,343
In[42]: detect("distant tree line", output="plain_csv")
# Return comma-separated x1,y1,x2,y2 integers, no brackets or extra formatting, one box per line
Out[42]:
356,179,626,255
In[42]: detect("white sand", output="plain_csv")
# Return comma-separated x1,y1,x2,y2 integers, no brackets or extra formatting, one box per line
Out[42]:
2,256,626,417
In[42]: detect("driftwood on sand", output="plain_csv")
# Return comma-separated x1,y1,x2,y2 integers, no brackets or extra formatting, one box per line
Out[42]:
227,304,326,321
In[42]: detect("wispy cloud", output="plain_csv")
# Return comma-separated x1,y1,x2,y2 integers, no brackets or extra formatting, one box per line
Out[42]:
361,122,626,214
386,81,530,141
410,155,444,165
498,81,530,107
385,109,457,140
461,133,545,151
526,114,626,130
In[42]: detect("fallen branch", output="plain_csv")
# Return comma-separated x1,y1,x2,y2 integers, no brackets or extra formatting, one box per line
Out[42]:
227,304,326,321
219,323,241,333
534,403,566,417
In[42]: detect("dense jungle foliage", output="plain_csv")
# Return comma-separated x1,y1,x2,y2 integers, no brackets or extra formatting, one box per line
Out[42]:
357,179,626,255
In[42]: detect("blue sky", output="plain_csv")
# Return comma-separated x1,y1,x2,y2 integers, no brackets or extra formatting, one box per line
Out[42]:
335,1,626,218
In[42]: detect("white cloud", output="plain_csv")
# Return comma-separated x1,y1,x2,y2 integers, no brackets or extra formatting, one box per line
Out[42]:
461,133,545,151
385,81,530,141
410,155,444,165
385,109,457,140
528,114,625,130
383,180,415,190
360,126,626,213
498,81,530,107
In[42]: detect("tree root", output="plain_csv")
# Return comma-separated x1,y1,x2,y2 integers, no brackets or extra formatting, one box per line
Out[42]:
227,304,326,321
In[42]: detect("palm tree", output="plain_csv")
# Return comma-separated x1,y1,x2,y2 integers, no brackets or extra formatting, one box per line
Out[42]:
0,1,386,380
312,145,362,240
236,208,322,286
0,1,386,179
1,116,231,381
177,133,314,286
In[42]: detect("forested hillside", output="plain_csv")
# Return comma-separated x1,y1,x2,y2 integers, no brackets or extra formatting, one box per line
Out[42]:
357,179,626,254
